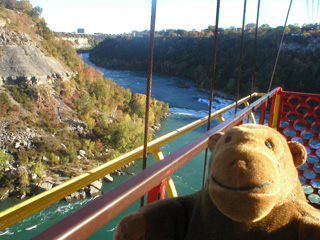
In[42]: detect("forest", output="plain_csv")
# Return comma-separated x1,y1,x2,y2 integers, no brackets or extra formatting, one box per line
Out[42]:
90,24,320,98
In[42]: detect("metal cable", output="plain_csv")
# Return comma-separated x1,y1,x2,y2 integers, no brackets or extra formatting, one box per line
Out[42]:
250,0,260,99
235,0,247,114
267,0,292,93
141,0,157,208
247,0,261,124
316,0,320,22
312,0,315,23
306,0,310,23
307,0,310,23
202,0,221,188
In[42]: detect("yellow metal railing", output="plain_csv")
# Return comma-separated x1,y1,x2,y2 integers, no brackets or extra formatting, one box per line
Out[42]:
33,88,282,240
0,92,264,231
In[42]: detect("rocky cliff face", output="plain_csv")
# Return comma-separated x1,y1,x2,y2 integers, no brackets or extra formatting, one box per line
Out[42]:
61,37,92,50
0,20,73,86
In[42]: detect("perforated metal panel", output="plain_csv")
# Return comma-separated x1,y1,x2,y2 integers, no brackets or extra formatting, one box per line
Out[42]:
277,91,320,208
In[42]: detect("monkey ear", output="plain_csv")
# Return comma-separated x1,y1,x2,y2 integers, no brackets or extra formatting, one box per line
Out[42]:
288,141,307,168
208,132,224,152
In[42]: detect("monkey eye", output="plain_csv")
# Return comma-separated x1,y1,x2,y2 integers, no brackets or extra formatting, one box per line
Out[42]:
225,136,232,143
265,140,273,150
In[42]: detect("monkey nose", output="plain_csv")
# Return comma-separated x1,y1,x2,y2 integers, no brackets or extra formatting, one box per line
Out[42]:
231,160,247,170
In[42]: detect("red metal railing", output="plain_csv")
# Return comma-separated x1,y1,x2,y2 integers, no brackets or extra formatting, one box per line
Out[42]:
32,87,320,239
33,88,281,240
277,91,320,208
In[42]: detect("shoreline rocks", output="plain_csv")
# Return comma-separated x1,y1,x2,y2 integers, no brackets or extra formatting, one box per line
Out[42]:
62,162,134,202
104,174,113,182
37,181,54,193
89,181,102,198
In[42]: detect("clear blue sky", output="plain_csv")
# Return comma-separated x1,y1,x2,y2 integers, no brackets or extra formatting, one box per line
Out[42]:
29,0,317,34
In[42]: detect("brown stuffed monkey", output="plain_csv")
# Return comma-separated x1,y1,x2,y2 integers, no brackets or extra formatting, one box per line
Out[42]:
114,124,320,240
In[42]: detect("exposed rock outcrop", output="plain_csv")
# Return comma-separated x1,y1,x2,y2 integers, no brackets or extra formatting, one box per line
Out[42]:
0,28,73,86
60,37,92,50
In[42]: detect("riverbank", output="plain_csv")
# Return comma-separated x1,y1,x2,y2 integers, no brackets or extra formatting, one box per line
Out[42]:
0,119,163,202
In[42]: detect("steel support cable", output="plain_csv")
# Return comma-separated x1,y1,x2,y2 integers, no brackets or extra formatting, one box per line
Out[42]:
307,0,310,23
316,0,320,23
247,0,261,124
235,0,247,114
267,0,292,93
141,0,157,208
202,0,221,188
312,0,314,23
250,0,261,100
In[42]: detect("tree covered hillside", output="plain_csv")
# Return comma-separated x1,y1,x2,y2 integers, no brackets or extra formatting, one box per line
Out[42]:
90,25,320,98
0,0,169,200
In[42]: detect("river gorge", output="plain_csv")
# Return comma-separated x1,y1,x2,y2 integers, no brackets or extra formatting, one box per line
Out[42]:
0,53,234,239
